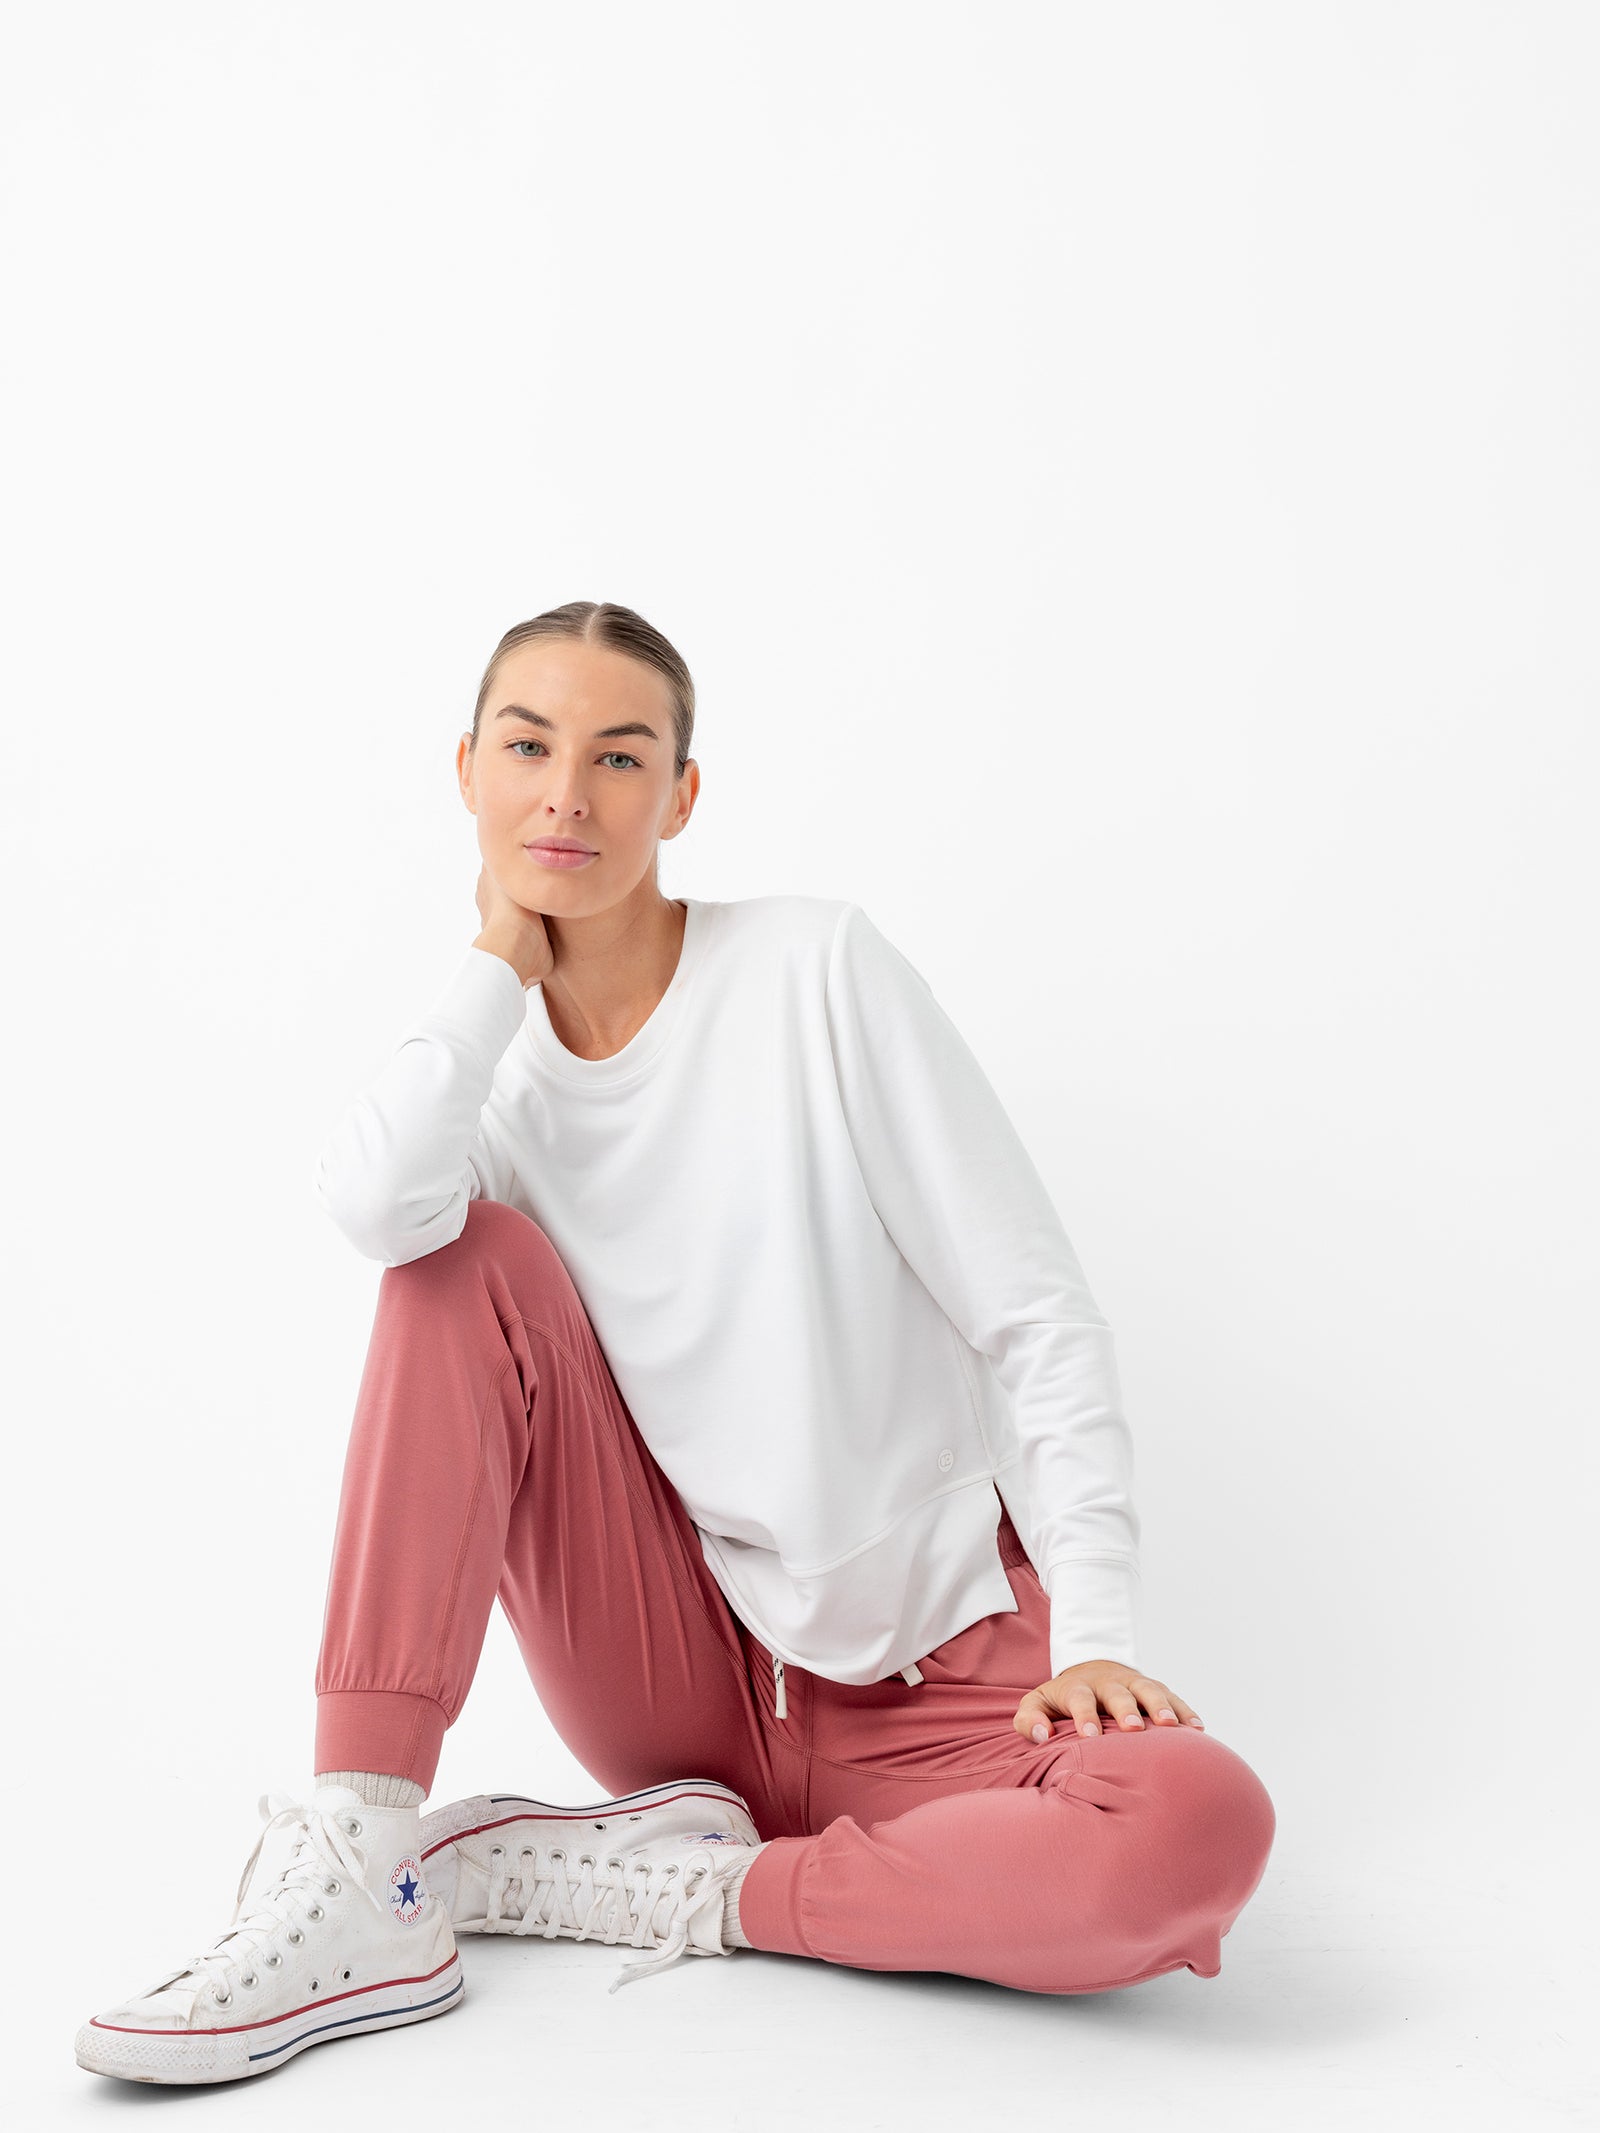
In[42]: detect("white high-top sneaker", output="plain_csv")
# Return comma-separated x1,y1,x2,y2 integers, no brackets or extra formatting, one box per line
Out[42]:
75,1784,463,2085
420,1778,765,1993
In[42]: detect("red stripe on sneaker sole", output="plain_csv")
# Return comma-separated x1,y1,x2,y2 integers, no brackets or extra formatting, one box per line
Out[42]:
248,1973,464,2061
86,1952,462,2037
420,1783,752,1861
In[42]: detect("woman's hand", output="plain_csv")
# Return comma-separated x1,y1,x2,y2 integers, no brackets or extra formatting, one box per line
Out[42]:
474,863,556,990
1013,1660,1205,1744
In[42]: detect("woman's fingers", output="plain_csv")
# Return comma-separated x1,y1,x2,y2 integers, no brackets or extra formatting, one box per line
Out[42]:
1023,1670,1209,1743
1065,1686,1105,1736
1141,1679,1205,1728
1073,1676,1209,1738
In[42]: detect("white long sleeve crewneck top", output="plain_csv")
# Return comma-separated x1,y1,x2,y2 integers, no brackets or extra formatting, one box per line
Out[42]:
313,895,1142,1691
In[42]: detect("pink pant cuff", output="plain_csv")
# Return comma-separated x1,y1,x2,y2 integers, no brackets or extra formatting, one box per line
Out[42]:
732,1833,817,1958
314,1689,449,1793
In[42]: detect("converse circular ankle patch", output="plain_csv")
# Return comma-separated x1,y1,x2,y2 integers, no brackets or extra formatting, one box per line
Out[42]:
388,1857,427,1924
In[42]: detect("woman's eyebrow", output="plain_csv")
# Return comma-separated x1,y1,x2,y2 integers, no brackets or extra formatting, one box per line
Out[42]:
492,703,660,742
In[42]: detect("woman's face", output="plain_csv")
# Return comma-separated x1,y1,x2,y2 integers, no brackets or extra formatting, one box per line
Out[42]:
458,637,696,913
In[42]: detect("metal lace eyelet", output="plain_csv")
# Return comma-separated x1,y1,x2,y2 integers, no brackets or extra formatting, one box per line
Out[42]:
308,1905,324,1922
346,1819,362,1835
578,1854,595,1867
212,1987,231,2005
240,1973,257,1989
288,1928,304,1944
490,1844,504,1858
549,1846,565,1860
326,1879,341,1896
606,1856,624,1869
264,1952,281,1968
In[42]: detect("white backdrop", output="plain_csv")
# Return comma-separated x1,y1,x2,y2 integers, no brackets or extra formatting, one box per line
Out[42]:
2,3,1594,2128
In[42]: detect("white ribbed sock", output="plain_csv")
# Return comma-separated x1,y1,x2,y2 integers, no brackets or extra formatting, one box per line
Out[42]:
315,1770,425,1809
720,1845,766,1949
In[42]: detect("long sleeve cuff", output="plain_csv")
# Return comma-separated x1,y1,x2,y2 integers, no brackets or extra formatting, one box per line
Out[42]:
312,946,530,1265
1045,1555,1143,1678
431,944,534,1043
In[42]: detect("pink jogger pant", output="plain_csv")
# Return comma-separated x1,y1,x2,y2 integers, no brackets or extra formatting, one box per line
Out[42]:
314,1198,1276,1995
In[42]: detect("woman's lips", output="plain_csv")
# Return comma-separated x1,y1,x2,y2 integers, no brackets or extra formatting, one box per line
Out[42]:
525,844,598,869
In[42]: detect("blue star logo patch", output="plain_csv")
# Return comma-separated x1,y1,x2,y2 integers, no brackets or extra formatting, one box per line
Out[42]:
388,1856,426,1923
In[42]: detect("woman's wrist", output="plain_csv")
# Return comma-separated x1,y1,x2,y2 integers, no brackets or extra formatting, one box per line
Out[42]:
472,927,544,988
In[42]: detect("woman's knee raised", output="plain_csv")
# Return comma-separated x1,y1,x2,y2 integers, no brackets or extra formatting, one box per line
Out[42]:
448,1196,571,1282
455,1195,547,1251
381,1195,568,1303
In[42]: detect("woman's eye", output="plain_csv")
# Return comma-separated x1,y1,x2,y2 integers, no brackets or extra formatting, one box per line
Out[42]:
507,741,640,770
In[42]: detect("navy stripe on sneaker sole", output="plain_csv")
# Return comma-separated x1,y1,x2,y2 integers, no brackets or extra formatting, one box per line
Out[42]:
420,1778,758,1860
249,1972,465,2061
77,1954,464,2084
84,1950,463,2041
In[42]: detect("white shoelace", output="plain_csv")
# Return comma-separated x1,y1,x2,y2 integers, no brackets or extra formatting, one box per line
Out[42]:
482,1840,738,1991
156,1792,387,2011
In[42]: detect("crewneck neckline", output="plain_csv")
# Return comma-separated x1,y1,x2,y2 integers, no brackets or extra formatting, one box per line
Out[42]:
523,898,716,1087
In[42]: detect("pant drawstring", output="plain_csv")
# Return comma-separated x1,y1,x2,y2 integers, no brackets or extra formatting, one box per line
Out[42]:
772,1656,924,1724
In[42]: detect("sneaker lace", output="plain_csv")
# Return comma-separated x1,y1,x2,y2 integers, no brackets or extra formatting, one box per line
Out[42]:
163,1790,389,2009
483,1840,737,1992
